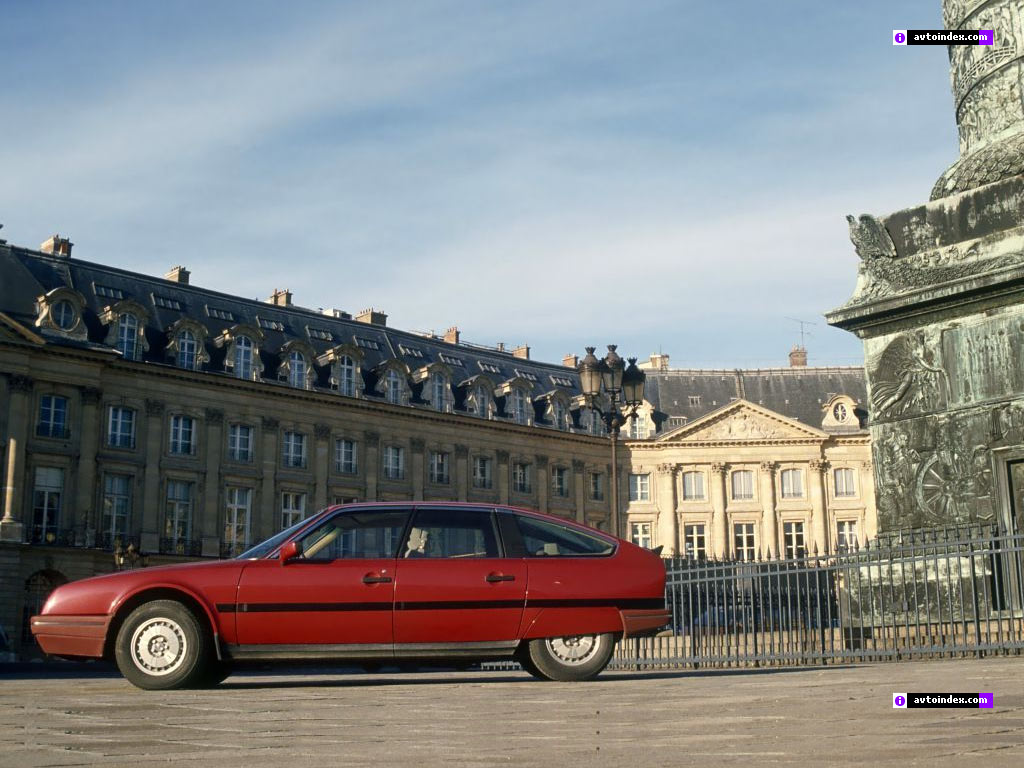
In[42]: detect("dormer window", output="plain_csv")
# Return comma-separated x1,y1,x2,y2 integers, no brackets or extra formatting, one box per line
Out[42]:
117,313,139,360
165,318,209,372
235,336,254,380
177,330,197,370
386,369,404,405
551,399,568,431
476,383,491,418
279,341,315,390
52,301,76,330
339,356,357,396
288,351,308,388
36,288,88,339
100,299,150,361
430,372,450,412
512,388,529,425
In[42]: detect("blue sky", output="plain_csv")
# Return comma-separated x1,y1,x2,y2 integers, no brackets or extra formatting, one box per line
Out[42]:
0,0,953,368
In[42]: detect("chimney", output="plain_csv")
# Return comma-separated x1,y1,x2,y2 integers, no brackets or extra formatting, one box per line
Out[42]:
267,288,293,307
40,234,73,258
356,307,387,326
563,353,579,368
443,326,460,344
165,266,190,284
789,345,808,367
649,353,670,371
512,344,530,360
323,308,351,319
496,342,506,352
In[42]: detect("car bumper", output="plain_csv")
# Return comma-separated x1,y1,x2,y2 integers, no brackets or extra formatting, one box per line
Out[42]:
620,609,671,638
30,615,109,659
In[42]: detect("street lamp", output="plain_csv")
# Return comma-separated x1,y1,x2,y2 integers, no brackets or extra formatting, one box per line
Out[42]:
578,345,646,537
113,541,149,571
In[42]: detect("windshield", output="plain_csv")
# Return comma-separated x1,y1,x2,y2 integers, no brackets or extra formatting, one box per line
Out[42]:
236,516,318,559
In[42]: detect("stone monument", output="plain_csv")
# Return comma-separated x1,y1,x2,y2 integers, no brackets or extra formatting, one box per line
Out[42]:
827,0,1024,534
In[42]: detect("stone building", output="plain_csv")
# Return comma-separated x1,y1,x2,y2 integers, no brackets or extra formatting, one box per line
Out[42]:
622,355,874,558
828,0,1024,534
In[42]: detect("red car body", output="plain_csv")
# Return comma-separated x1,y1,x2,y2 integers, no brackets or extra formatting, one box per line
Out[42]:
32,503,668,686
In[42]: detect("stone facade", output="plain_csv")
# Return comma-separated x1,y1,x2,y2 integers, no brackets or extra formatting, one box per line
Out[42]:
828,0,1024,533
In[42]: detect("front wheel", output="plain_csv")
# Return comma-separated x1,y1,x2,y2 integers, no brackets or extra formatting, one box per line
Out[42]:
114,600,213,690
522,633,615,681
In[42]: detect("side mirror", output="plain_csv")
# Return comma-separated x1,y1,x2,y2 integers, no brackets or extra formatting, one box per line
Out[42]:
279,540,302,564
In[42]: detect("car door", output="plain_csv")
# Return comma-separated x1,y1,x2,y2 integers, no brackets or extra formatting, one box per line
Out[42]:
233,507,411,648
392,506,527,645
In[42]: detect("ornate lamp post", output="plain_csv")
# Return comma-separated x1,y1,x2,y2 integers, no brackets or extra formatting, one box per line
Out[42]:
577,346,646,537
113,541,149,571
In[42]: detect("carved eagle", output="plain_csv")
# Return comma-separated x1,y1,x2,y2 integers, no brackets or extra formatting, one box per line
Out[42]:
846,214,897,261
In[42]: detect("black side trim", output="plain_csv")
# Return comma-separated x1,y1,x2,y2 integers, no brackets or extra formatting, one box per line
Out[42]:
216,597,663,614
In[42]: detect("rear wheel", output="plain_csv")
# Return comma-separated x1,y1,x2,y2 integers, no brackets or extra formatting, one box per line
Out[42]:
114,600,213,690
524,633,614,682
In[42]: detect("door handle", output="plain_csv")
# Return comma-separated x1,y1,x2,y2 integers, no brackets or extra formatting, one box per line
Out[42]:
362,574,393,584
486,573,515,583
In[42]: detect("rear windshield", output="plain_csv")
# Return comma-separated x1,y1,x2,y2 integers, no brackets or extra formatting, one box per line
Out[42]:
515,516,615,557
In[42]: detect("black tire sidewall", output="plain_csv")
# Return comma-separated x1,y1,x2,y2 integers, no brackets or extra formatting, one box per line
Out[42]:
114,600,210,690
526,633,614,682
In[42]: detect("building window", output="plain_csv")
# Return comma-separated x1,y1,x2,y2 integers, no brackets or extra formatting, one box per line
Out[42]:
31,467,63,544
513,462,532,494
586,408,605,435
339,355,357,397
36,395,68,438
475,384,490,418
682,471,705,501
780,469,804,499
107,406,136,449
472,456,492,489
552,466,569,497
235,335,255,380
288,351,308,389
117,313,139,360
684,524,706,559
429,451,450,484
224,487,252,556
177,330,198,370
631,522,652,549
628,473,650,502
783,521,805,559
431,372,449,412
628,415,645,439
834,468,857,497
552,400,567,431
53,300,77,331
228,424,253,462
386,369,404,405
164,480,193,550
512,388,529,424
731,470,754,500
102,473,132,543
837,520,859,551
281,491,306,529
335,438,358,474
688,395,701,407
733,523,756,561
383,445,405,480
590,472,604,501
282,431,306,468
169,415,196,455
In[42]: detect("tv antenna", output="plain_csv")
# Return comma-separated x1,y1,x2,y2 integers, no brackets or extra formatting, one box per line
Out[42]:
785,317,817,348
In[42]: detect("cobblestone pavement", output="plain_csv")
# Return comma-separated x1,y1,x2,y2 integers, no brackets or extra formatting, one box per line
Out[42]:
1,657,1023,767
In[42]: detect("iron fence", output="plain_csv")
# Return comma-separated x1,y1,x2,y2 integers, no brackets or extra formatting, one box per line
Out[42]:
613,523,1024,670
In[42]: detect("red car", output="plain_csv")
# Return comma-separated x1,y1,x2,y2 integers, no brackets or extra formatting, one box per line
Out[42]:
31,503,669,690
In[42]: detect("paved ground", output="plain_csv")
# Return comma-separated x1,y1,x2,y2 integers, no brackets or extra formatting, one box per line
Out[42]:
1,657,1023,767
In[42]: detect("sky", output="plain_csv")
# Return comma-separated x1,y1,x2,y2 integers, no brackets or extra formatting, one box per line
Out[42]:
0,0,955,369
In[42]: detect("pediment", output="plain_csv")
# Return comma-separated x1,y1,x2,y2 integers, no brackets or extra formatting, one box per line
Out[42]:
0,312,44,345
656,399,827,443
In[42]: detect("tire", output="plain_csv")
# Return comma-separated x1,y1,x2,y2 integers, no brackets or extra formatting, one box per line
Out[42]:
114,600,213,691
195,661,232,687
515,650,546,680
524,633,615,682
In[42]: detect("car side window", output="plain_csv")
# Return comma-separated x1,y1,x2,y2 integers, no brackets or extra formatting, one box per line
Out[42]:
298,510,411,560
403,508,499,559
515,516,615,557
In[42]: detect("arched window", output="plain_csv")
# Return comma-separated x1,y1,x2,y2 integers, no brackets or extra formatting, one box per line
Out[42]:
339,355,357,397
512,388,528,424
552,400,567,430
386,370,403,404
476,384,490,418
53,300,76,331
177,330,197,370
288,351,308,389
431,372,448,411
235,336,254,380
117,314,138,360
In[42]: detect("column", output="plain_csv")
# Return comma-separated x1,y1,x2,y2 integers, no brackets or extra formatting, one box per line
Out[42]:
410,438,425,501
809,459,830,554
861,460,877,541
258,416,279,539
313,423,330,511
1,374,33,542
200,408,224,557
572,459,586,524
656,464,679,556
710,462,728,558
536,454,549,513
75,387,101,546
363,431,379,501
139,398,164,553
497,450,510,504
759,461,779,558
455,444,469,502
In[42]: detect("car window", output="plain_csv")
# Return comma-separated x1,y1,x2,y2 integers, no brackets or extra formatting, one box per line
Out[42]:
237,515,315,559
403,508,498,559
298,510,411,560
515,516,615,557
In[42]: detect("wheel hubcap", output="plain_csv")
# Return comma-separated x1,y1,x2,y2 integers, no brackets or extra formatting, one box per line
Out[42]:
545,635,601,666
130,618,187,676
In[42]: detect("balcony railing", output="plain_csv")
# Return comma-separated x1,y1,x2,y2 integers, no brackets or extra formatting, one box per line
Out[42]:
158,538,202,557
29,528,77,547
